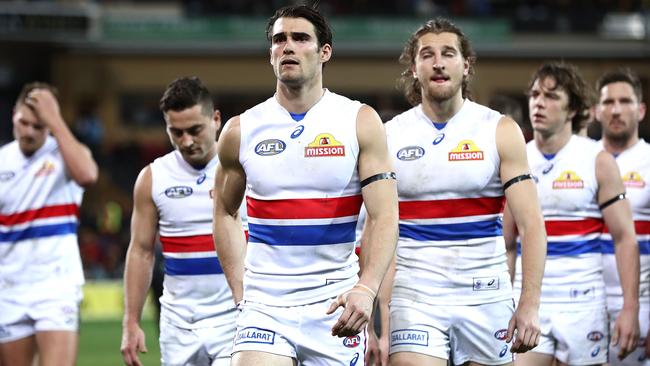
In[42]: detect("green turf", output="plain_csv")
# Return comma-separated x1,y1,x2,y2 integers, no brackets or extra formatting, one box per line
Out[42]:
78,319,161,366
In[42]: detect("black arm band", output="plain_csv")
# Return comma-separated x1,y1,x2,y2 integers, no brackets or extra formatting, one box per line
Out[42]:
503,173,533,191
360,172,396,188
599,193,626,210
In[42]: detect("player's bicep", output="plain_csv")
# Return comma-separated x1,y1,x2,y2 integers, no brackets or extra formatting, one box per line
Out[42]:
356,105,396,219
215,116,246,217
129,166,158,253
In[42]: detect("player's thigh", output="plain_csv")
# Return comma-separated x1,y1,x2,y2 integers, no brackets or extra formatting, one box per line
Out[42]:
390,351,447,366
35,330,77,366
513,351,555,366
232,350,297,366
0,335,36,366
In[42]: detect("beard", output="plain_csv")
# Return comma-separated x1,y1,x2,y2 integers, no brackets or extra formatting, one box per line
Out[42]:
603,125,633,144
422,78,462,103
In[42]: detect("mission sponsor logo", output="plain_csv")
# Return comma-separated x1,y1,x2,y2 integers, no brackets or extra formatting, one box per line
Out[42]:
397,146,425,161
235,327,275,345
255,139,286,156
623,171,645,188
35,161,56,177
448,140,484,161
164,186,193,198
552,171,584,189
391,329,428,346
305,133,345,157
343,335,361,348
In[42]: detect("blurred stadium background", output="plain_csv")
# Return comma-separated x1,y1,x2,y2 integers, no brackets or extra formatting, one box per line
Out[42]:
1,0,649,364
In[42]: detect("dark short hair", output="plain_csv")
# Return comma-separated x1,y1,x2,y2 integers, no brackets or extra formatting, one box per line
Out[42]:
15,82,59,108
397,17,476,106
597,68,643,102
266,5,332,49
527,62,594,133
159,77,213,117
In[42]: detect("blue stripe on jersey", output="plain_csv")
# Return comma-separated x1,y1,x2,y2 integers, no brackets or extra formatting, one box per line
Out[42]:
398,219,502,241
517,239,605,255
602,240,650,255
0,222,77,243
248,221,357,246
164,256,224,276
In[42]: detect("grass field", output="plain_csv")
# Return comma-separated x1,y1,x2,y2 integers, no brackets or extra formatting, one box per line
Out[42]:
78,319,161,366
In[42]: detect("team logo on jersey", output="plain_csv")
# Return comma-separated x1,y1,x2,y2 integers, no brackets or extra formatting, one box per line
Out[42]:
397,146,425,161
552,170,584,189
235,327,275,345
473,276,499,291
622,171,645,188
164,186,193,198
305,133,345,157
587,331,604,342
255,139,286,156
0,171,15,181
34,161,55,177
343,335,361,348
391,329,429,346
448,140,484,161
494,329,508,341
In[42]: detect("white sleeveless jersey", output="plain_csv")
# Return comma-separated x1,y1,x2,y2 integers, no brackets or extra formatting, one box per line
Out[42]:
515,135,604,308
0,137,84,289
151,150,247,328
240,90,363,306
386,101,511,305
600,139,650,310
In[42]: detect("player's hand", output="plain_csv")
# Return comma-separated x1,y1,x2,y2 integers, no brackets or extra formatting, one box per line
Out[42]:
24,88,64,129
612,307,640,360
120,323,148,366
327,284,375,337
365,330,389,366
507,300,540,353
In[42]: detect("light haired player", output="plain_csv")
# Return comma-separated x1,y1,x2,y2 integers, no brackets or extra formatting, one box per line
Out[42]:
0,82,98,366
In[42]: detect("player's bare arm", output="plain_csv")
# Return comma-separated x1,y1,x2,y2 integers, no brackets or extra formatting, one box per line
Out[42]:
502,204,518,284
596,150,640,360
213,116,248,305
25,88,98,186
329,105,398,337
496,116,546,353
121,166,159,366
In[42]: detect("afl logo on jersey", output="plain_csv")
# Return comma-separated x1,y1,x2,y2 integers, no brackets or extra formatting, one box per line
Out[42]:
494,329,508,341
587,331,604,342
343,335,361,348
397,146,425,161
164,186,193,198
255,139,286,156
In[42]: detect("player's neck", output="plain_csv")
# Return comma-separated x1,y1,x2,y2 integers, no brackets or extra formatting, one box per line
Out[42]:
534,125,572,155
602,135,639,156
421,92,464,123
275,78,325,114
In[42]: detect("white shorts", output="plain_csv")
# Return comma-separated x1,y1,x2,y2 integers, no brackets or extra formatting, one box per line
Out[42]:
608,304,650,366
233,298,366,366
159,309,237,366
532,305,609,365
389,298,514,365
0,281,82,343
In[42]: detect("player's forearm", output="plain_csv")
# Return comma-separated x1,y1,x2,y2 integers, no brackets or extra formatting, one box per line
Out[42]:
122,246,155,326
49,117,98,186
358,214,398,292
517,224,546,305
213,215,247,303
616,236,640,309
